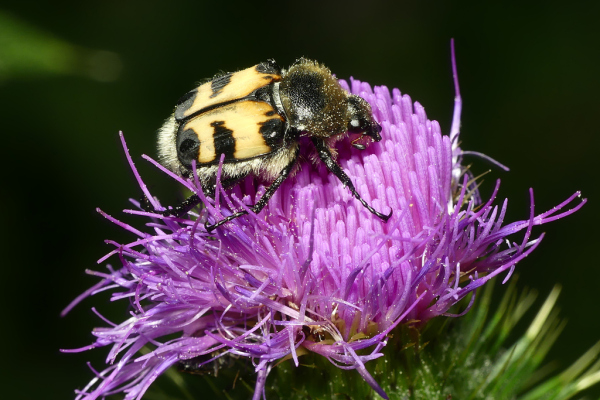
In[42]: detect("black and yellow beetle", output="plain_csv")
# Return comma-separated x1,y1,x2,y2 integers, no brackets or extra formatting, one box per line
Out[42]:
156,58,392,231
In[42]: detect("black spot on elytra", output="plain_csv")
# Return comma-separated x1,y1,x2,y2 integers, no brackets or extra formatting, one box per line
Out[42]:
256,59,281,75
210,73,233,98
259,118,285,148
210,121,236,160
179,138,196,153
176,128,200,169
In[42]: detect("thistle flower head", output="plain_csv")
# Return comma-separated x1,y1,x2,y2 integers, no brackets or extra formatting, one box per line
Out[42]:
64,46,585,400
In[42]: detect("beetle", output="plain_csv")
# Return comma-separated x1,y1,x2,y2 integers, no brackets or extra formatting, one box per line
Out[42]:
156,58,391,231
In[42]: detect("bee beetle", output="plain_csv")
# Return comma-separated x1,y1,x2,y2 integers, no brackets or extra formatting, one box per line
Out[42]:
157,58,392,231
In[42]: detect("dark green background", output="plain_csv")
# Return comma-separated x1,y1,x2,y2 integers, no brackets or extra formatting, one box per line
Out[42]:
1,1,598,399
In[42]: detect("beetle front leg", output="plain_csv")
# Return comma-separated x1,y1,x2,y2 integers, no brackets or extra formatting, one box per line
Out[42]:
312,138,392,222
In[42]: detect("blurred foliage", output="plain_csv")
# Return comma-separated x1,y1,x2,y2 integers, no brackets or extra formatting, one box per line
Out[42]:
0,10,121,82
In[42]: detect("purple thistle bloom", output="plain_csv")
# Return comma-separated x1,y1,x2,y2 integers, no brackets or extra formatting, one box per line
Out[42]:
64,44,585,400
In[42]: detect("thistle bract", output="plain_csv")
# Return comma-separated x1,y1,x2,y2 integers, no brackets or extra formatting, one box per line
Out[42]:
64,49,584,400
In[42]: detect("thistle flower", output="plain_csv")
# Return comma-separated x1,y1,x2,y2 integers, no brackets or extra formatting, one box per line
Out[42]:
64,44,585,400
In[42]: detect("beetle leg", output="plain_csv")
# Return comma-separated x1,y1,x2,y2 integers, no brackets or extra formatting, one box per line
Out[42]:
312,138,392,222
202,175,249,198
205,149,299,232
140,175,241,215
163,194,201,217
156,176,246,218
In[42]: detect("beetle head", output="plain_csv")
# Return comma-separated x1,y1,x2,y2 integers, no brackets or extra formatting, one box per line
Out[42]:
346,95,382,147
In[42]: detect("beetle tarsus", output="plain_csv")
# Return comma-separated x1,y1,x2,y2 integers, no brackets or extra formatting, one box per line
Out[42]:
312,137,391,222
